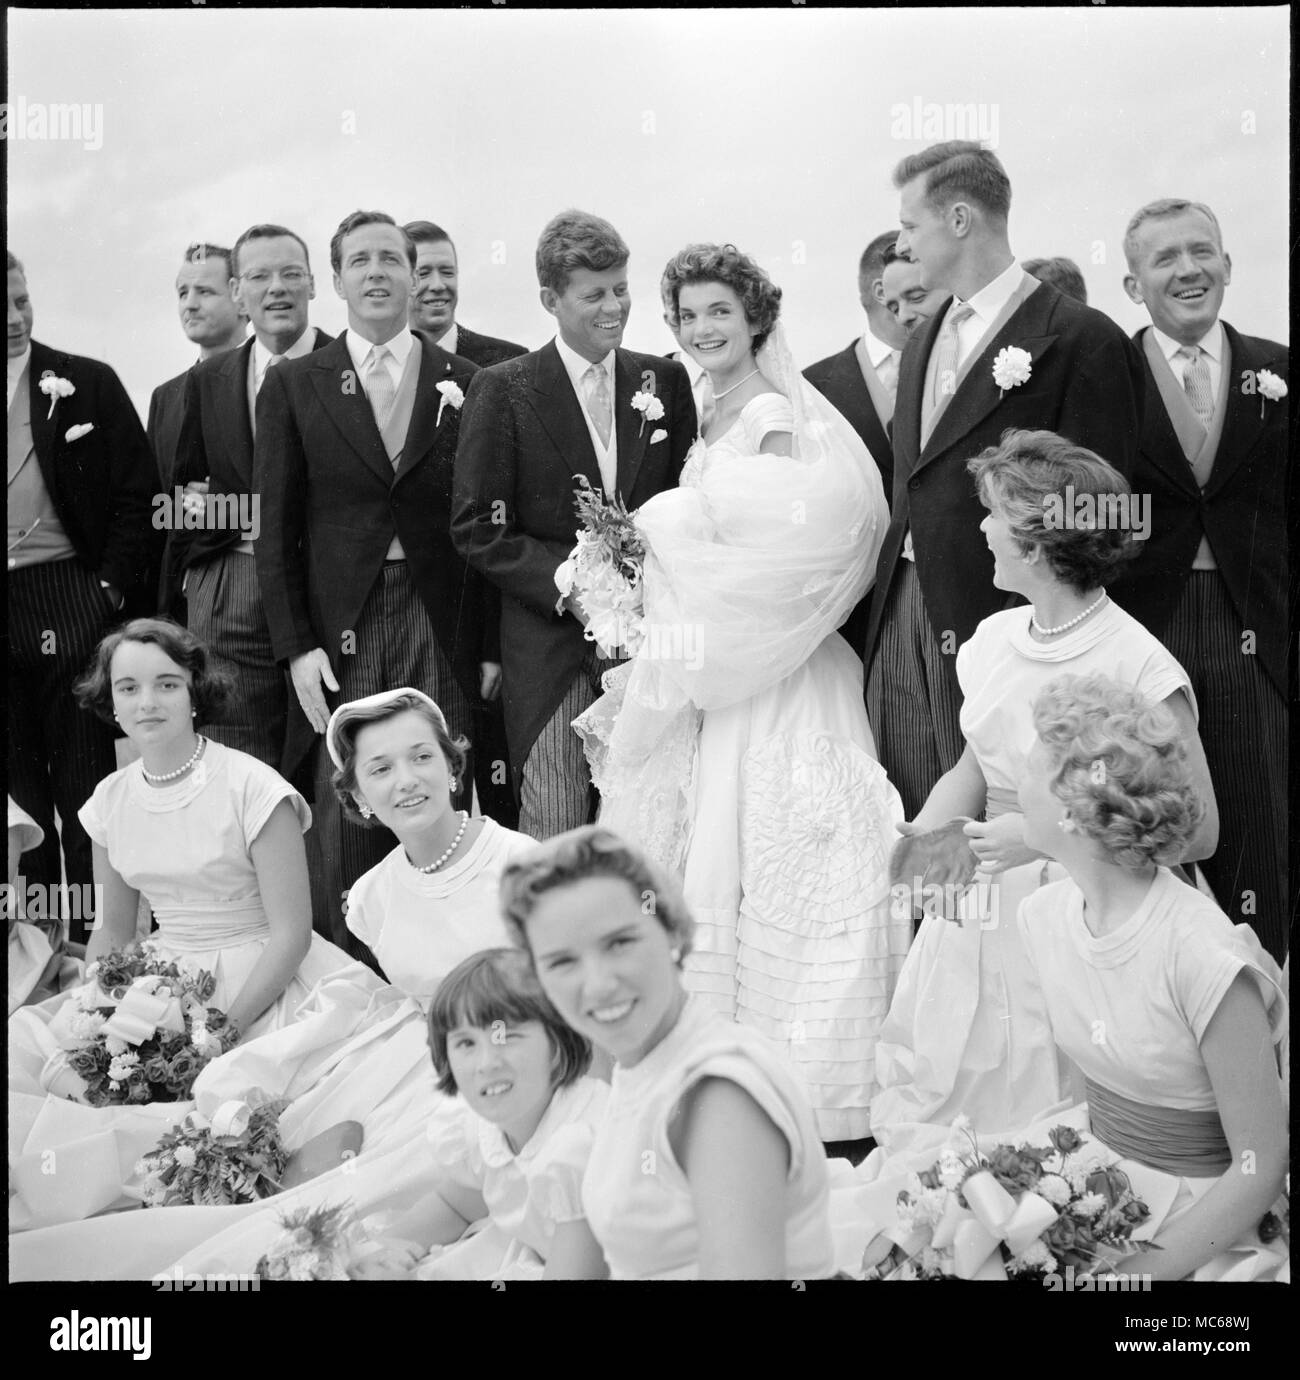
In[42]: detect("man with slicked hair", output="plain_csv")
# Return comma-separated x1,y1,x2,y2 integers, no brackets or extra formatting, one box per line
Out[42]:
1109,198,1288,962
863,141,1143,819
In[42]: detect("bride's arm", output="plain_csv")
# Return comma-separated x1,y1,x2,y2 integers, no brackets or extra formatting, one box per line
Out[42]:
911,742,987,831
85,842,142,964
1122,974,1286,1281
224,799,312,1035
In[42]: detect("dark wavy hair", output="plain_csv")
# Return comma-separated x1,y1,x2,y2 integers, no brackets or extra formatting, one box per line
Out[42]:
427,948,592,1097
968,429,1140,593
73,617,235,727
660,243,783,354
535,209,629,294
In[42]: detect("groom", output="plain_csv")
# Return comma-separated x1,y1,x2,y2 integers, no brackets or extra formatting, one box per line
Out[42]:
452,210,697,839
863,142,1143,818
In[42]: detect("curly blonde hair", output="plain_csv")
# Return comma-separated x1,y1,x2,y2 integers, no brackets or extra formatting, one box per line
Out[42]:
500,826,694,962
1031,674,1204,870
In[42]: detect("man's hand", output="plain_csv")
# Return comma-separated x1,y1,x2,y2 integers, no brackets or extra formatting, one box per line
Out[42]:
181,478,210,522
290,648,339,733
479,661,502,703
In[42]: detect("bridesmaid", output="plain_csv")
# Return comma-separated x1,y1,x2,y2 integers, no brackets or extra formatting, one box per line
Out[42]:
501,825,835,1280
1017,674,1286,1280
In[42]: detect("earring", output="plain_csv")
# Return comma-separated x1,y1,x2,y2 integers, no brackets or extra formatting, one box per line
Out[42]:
1057,817,1075,833
191,710,197,717
669,946,682,963
358,803,373,819
449,777,458,792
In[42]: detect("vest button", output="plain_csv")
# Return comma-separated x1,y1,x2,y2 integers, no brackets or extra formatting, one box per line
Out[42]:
909,477,921,490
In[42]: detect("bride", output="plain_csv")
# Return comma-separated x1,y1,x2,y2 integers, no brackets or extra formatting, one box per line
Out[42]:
577,243,906,1149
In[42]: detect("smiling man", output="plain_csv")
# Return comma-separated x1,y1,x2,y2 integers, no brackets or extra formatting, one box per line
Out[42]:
452,210,697,839
163,224,334,767
878,242,949,340
254,210,486,947
1108,199,1288,962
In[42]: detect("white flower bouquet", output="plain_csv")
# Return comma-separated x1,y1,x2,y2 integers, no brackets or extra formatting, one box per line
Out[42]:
554,474,647,658
137,1099,288,1208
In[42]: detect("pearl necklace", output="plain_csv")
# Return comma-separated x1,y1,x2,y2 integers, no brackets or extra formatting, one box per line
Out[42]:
1031,592,1108,638
710,367,760,402
141,735,206,783
409,811,469,874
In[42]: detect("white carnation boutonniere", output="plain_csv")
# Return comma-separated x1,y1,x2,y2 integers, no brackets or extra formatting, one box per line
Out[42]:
1255,368,1287,420
435,379,465,427
39,371,76,420
65,422,95,444
631,388,665,437
991,346,1033,399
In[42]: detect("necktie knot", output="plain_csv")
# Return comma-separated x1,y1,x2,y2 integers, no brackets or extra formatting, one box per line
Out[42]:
268,353,285,368
947,303,975,332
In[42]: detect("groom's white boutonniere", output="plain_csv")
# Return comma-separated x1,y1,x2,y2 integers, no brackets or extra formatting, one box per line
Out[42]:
1255,368,1287,420
631,388,665,437
435,379,465,427
65,423,95,443
39,371,76,420
650,428,668,444
991,346,1032,399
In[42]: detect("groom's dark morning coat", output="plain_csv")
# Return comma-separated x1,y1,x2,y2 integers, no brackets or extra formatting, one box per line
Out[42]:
863,281,1145,686
452,342,697,784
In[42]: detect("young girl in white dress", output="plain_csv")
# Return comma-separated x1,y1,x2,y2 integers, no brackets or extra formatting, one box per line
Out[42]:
326,688,536,1006
1016,674,1286,1281
577,244,905,1149
357,948,608,1280
871,432,1219,1153
502,826,836,1280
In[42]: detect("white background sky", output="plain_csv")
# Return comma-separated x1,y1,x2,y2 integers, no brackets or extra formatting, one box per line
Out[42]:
7,6,1289,418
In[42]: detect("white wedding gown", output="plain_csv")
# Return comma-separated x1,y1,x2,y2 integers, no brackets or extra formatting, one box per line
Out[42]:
578,328,908,1141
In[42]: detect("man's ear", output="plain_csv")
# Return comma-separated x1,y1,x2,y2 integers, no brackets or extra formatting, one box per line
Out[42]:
333,272,347,301
1121,272,1144,307
949,201,974,239
307,273,316,303
539,287,558,318
1221,251,1232,288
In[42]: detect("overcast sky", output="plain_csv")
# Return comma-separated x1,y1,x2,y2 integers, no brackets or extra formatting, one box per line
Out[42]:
7,5,1289,417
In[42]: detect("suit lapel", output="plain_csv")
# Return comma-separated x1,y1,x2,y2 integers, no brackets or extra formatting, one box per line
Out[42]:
308,336,394,487
528,341,602,491
1206,322,1271,498
895,308,945,477
916,284,1054,472
27,342,65,488
1136,328,1204,496
835,346,892,460
613,349,649,501
392,333,447,483
217,340,256,487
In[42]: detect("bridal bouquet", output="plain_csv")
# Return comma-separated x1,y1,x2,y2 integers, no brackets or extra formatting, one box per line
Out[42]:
864,1121,1153,1281
256,1201,377,1280
52,944,238,1107
554,474,646,658
137,1099,288,1208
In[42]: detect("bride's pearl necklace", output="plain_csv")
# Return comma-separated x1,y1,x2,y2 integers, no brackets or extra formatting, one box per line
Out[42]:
142,735,207,783
408,811,469,874
1031,592,1108,638
710,367,760,402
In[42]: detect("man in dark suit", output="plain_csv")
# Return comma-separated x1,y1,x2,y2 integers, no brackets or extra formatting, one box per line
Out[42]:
7,251,160,941
804,230,908,503
1108,198,1289,961
863,142,1143,819
405,218,526,827
255,211,485,946
147,243,248,493
453,210,697,839
164,224,333,768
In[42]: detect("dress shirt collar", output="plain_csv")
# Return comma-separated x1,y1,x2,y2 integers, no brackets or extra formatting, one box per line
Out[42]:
7,346,32,408
1151,319,1224,366
862,328,897,368
555,333,615,394
345,325,415,374
956,258,1029,330
252,325,316,385
437,322,459,357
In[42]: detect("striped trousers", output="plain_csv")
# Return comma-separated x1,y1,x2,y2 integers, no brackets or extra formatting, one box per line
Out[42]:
1162,571,1289,962
7,557,119,942
518,645,619,840
308,562,474,951
865,561,966,821
186,550,287,768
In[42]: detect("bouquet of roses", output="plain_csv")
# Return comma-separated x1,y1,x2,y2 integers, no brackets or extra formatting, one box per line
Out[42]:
51,943,237,1107
864,1120,1153,1281
137,1098,288,1208
255,1201,380,1280
554,474,647,658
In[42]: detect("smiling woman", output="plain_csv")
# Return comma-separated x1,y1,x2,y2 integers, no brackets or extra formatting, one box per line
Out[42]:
501,825,838,1280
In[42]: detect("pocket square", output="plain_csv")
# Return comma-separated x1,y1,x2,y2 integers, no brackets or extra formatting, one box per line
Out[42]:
650,428,668,444
64,423,95,443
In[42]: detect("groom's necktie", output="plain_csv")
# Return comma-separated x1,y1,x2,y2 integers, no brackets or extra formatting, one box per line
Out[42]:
1177,345,1215,428
931,304,974,410
583,361,613,448
877,349,901,399
365,346,397,434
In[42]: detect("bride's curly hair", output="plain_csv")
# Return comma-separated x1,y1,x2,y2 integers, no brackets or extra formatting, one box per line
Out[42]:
661,243,782,353
1031,673,1204,871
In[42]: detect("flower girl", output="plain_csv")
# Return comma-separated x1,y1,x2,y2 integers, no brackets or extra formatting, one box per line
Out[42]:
358,948,608,1280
